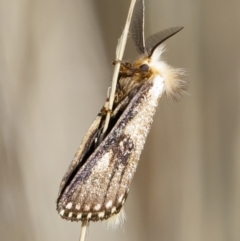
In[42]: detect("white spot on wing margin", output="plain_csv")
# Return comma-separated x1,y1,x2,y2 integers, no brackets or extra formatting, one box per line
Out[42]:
66,202,72,209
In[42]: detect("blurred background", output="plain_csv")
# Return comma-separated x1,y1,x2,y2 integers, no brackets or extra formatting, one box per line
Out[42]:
0,0,240,240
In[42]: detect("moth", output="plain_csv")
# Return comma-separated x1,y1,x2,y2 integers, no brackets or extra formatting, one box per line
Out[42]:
56,0,186,223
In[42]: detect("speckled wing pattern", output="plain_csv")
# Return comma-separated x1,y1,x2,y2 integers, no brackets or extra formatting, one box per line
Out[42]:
56,74,164,222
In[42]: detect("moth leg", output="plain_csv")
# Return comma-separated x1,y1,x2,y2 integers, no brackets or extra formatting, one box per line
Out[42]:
112,60,134,77
112,60,131,68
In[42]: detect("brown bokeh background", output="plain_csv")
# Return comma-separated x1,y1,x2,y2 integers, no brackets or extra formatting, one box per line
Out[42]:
1,0,239,241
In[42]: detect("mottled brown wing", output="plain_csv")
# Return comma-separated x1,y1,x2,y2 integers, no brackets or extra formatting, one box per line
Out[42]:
56,76,163,222
57,79,138,203
57,115,102,199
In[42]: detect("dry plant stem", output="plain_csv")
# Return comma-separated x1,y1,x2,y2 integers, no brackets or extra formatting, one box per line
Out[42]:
102,0,137,135
78,2,137,240
79,220,89,241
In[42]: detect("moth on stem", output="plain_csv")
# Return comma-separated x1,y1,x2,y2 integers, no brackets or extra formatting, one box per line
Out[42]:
56,0,186,238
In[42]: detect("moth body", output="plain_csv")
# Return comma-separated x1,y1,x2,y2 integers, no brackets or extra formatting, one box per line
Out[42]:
56,50,184,222
56,0,186,224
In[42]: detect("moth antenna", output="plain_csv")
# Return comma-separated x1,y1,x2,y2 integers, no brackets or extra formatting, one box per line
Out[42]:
130,0,147,55
146,27,183,57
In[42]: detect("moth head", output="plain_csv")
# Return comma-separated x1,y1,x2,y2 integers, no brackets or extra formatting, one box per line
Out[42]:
132,27,186,101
